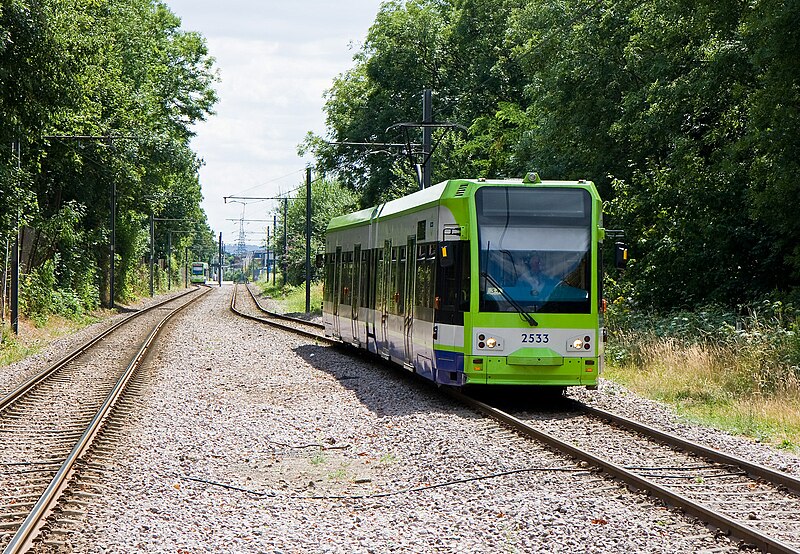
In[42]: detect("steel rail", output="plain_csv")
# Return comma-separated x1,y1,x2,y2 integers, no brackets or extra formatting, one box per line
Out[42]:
445,388,800,554
576,402,800,496
238,281,800,494
242,283,325,330
230,284,799,551
0,287,199,413
3,287,210,553
230,284,331,342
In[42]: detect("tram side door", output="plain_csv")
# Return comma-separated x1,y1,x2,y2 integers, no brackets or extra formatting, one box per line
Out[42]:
351,245,361,345
333,246,342,338
403,236,416,368
378,240,391,358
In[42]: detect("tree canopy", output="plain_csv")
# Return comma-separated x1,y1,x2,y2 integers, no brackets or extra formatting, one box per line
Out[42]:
305,0,800,309
272,178,358,285
1,0,218,312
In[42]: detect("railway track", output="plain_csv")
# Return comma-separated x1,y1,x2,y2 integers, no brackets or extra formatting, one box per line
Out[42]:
0,287,208,553
230,283,327,340
229,291,800,553
447,391,800,554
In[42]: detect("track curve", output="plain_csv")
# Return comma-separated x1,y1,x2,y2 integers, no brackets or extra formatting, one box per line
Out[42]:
228,287,800,553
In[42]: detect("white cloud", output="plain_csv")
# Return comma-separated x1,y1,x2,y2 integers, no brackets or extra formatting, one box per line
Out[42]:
163,0,382,238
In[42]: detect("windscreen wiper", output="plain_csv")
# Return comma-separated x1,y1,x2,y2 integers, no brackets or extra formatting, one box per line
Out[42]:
481,271,538,327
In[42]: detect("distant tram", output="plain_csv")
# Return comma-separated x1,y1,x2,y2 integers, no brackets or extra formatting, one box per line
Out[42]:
322,173,627,389
190,262,209,284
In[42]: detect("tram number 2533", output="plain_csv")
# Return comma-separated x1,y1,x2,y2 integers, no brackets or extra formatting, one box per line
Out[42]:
521,333,550,344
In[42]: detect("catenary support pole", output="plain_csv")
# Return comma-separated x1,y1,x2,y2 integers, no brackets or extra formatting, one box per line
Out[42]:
110,180,116,308
282,198,288,288
218,232,223,286
167,232,172,290
11,139,20,334
1,237,8,324
305,167,312,313
273,214,277,286
11,227,18,334
266,226,270,281
422,89,432,190
149,213,155,297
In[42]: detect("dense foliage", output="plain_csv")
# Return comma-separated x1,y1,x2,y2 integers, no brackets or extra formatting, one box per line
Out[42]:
305,0,800,310
1,0,218,316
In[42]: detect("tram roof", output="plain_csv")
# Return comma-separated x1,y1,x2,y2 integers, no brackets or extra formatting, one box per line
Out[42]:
327,180,450,230
327,178,595,231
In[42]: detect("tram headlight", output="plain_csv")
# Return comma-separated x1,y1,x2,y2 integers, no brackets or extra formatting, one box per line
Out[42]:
567,334,592,352
476,333,503,351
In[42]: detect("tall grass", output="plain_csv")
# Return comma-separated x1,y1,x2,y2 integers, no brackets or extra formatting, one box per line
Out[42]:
0,314,96,368
605,301,800,450
253,278,323,316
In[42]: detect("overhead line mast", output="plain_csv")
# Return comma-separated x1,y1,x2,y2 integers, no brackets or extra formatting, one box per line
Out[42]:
223,195,295,288
331,89,467,190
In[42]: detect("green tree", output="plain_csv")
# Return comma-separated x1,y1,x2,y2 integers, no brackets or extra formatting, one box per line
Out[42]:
305,0,800,309
2,0,218,315
305,0,452,206
743,0,800,286
305,0,527,205
1,0,71,237
508,0,791,307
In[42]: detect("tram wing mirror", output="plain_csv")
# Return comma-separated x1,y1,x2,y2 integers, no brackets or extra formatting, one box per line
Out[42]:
438,242,455,268
315,254,324,269
614,242,629,269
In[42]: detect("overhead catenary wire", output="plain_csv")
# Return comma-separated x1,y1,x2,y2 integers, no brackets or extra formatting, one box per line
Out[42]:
228,168,306,198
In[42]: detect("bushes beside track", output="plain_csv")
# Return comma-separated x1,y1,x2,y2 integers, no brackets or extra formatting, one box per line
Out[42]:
605,300,800,450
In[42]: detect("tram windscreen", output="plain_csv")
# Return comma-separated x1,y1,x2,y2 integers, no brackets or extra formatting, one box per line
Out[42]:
476,187,592,314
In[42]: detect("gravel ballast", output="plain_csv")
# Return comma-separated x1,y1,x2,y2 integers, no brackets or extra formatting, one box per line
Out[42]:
0,289,194,399
5,285,796,552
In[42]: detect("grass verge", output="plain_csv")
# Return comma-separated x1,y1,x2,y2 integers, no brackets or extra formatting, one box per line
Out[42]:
0,284,180,369
0,312,104,368
606,303,800,453
253,279,323,316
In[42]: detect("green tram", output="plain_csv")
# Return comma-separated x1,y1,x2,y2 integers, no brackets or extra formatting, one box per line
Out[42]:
190,262,209,284
322,173,623,389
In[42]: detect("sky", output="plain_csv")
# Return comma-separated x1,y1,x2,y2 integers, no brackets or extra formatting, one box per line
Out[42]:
162,0,384,246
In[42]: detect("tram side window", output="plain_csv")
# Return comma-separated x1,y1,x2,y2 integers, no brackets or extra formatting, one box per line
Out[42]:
388,247,398,314
341,252,352,305
348,252,355,305
364,250,372,309
375,250,385,312
435,241,470,325
324,254,334,303
597,245,603,313
414,243,435,322
396,246,406,315
322,255,328,302
351,249,361,308
456,245,470,311
386,246,405,316
369,249,376,309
